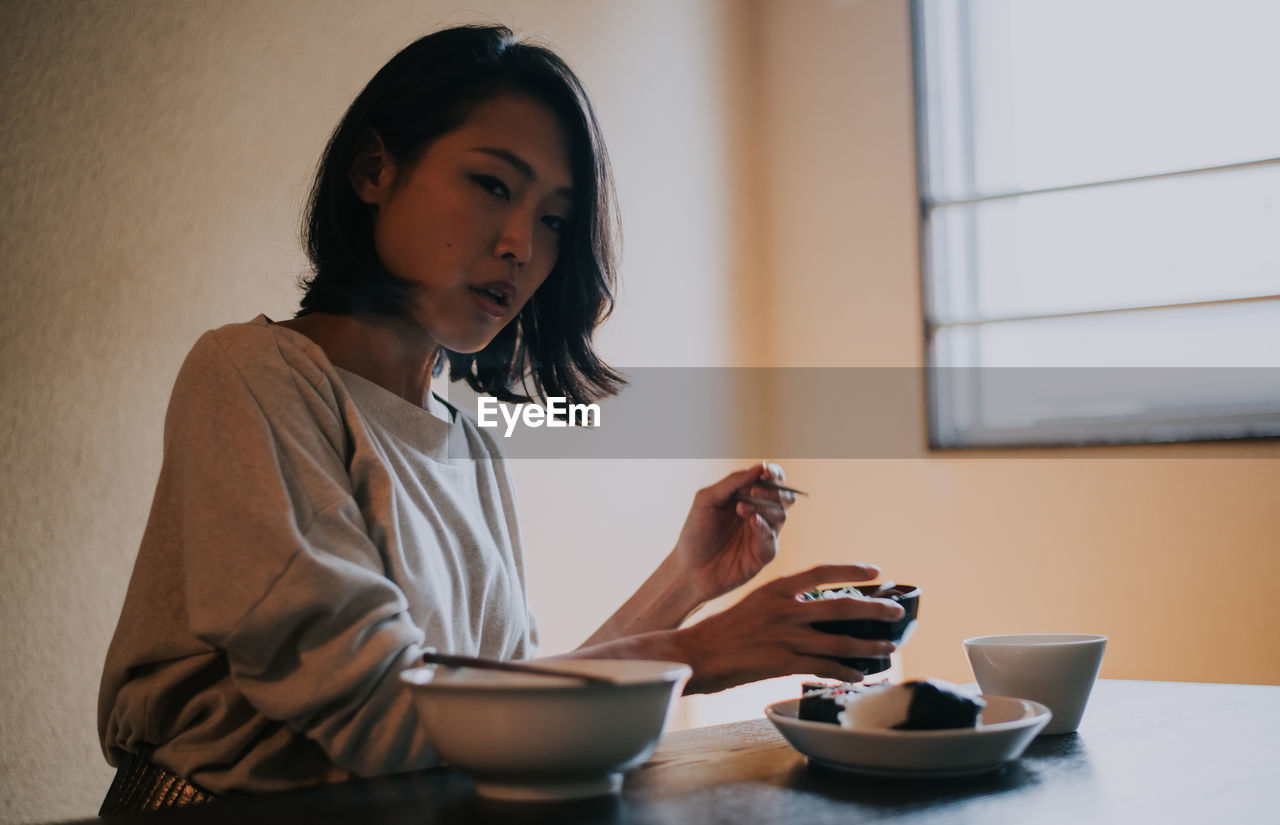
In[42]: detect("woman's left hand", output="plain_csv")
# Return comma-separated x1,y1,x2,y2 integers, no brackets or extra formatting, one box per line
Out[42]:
672,462,798,605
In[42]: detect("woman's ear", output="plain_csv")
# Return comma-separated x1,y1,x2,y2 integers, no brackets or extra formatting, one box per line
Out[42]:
349,129,396,205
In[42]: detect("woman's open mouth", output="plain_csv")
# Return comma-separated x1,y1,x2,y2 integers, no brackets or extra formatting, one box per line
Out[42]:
469,285,512,318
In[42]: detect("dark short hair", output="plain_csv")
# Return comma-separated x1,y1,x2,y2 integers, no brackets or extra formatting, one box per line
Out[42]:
298,24,624,405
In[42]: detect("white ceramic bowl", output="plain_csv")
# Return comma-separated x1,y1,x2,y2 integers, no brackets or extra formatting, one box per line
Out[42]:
766,694,1051,777
964,634,1107,735
400,659,691,801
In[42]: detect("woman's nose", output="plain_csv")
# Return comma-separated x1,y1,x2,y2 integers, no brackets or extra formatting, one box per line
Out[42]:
494,215,534,266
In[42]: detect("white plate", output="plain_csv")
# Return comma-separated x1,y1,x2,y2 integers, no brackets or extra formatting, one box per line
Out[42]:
765,694,1051,777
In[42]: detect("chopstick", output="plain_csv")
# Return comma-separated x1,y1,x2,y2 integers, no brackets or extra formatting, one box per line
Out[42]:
732,494,788,510
731,477,810,510
421,651,617,685
756,478,810,497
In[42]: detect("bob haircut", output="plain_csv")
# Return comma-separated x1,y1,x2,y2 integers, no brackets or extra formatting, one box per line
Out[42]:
298,24,624,405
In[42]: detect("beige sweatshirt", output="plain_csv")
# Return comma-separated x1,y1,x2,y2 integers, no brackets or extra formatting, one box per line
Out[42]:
98,316,537,794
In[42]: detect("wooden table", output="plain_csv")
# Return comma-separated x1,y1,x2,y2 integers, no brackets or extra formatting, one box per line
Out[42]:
77,680,1279,824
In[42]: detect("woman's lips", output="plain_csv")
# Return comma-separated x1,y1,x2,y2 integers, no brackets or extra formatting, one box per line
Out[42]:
468,286,510,318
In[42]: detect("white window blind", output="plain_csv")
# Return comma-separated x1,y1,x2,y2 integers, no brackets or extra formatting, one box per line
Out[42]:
913,0,1280,448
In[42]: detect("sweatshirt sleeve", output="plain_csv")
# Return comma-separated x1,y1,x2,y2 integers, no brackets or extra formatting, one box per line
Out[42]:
165,329,437,776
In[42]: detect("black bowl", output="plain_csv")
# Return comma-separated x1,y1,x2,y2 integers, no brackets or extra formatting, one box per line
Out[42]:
810,584,920,675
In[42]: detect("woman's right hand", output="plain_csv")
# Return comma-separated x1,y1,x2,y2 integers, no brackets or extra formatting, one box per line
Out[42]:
673,563,905,694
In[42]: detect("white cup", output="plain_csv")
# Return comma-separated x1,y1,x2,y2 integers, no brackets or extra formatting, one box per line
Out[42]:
963,634,1107,735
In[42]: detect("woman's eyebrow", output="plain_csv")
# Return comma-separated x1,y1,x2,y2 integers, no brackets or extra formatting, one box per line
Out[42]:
470,147,575,199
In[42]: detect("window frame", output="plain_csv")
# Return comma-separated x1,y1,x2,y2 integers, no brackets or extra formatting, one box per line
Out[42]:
909,0,1280,450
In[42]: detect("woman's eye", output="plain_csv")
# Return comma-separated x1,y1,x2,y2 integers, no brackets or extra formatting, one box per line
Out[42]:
472,175,510,199
541,215,568,233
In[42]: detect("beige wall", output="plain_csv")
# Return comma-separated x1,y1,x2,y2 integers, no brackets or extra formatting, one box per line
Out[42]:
682,0,1280,728
746,0,1280,678
3,1,1278,823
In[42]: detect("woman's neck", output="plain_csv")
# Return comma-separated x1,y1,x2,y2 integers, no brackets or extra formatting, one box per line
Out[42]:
277,312,439,407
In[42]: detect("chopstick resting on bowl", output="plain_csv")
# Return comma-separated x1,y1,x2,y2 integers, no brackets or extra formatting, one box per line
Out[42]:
422,651,618,685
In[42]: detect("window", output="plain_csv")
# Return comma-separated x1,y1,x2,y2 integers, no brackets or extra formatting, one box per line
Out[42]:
913,0,1280,448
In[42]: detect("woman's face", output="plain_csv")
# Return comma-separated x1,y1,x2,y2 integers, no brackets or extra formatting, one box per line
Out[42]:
355,92,575,353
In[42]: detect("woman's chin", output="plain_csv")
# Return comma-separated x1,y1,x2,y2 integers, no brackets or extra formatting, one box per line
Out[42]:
423,312,515,357
436,332,500,356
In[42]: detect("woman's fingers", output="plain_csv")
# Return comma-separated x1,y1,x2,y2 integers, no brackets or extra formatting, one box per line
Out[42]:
736,464,795,518
704,462,798,516
802,594,905,623
768,563,883,595
794,629,897,660
735,505,785,543
737,490,790,531
700,464,770,508
679,563,905,693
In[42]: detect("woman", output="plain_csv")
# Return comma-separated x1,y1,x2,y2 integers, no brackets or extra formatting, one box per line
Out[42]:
97,24,903,813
